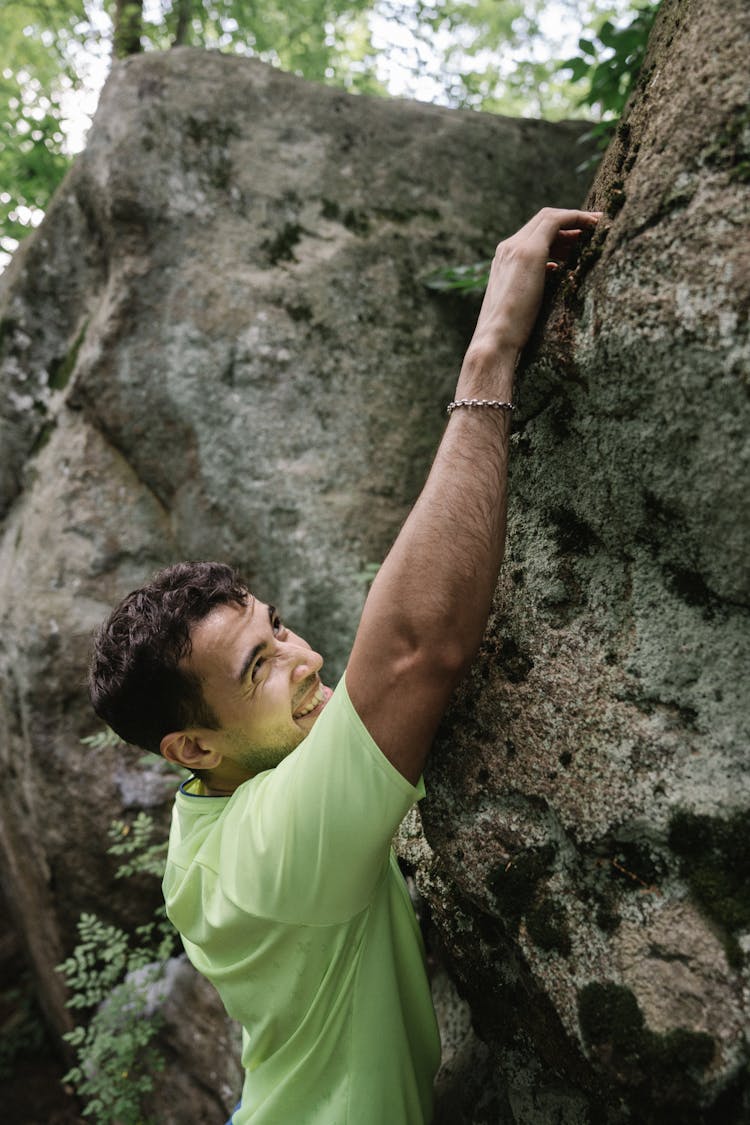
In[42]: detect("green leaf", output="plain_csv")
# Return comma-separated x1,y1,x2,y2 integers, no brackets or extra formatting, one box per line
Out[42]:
563,56,591,83
422,261,491,294
598,20,618,48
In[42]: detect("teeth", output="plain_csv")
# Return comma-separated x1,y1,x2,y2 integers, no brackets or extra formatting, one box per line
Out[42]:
294,685,324,719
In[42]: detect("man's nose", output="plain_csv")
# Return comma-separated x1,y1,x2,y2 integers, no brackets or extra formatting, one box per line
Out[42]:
288,643,323,683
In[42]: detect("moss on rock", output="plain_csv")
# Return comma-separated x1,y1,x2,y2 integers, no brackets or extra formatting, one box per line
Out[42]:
609,840,664,891
486,845,557,933
669,808,750,966
48,321,88,391
578,981,715,1117
525,896,571,955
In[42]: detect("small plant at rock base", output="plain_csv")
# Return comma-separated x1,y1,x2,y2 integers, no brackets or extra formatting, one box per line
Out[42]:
58,810,178,1124
62,968,166,1125
108,811,173,880
80,726,124,751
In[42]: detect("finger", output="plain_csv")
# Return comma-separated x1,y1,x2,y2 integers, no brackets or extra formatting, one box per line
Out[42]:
530,208,602,238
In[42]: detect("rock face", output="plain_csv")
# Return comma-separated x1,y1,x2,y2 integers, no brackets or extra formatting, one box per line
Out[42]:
0,48,590,1118
401,0,750,1121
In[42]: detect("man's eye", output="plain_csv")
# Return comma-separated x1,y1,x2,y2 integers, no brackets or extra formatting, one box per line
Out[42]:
251,657,265,682
272,615,283,635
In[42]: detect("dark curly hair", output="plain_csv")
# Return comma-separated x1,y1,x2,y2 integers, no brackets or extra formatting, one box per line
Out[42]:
89,561,250,755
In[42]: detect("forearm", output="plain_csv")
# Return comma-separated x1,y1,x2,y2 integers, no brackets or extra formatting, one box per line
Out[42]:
364,346,517,673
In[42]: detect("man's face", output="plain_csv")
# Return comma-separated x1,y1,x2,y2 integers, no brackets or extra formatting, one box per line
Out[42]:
184,596,332,781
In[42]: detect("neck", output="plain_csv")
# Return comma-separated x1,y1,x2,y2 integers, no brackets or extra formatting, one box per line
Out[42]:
201,779,238,797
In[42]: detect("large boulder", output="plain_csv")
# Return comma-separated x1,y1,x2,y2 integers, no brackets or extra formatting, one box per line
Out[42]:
401,0,750,1120
0,47,591,1117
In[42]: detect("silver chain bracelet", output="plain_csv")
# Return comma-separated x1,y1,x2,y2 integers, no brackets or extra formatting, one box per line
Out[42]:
446,398,515,416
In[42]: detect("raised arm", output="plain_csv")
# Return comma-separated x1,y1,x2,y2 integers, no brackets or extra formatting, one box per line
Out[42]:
346,208,601,784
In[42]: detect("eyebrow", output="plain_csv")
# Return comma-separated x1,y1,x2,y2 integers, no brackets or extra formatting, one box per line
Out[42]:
237,604,276,683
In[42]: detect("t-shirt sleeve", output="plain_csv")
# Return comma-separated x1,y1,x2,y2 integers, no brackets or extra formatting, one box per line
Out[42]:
215,673,424,925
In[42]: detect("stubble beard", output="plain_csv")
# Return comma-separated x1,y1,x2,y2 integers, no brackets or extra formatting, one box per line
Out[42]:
231,729,306,776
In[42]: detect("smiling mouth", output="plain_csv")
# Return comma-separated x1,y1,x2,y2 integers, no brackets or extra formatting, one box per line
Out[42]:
292,682,327,720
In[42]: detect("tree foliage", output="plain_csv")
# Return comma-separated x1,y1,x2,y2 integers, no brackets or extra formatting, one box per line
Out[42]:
561,2,659,118
375,0,592,116
0,1,82,248
558,1,660,158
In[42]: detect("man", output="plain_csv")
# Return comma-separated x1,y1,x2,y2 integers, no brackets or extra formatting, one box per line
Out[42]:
90,208,601,1124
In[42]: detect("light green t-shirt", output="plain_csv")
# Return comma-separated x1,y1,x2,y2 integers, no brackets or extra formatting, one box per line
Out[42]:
162,675,441,1124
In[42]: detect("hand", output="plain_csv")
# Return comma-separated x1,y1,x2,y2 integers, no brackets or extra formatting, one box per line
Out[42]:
466,207,602,362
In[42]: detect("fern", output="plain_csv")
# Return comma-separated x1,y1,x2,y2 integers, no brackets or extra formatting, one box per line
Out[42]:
58,801,179,1124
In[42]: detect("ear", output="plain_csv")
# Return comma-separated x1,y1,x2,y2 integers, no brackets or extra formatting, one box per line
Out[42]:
160,731,223,772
